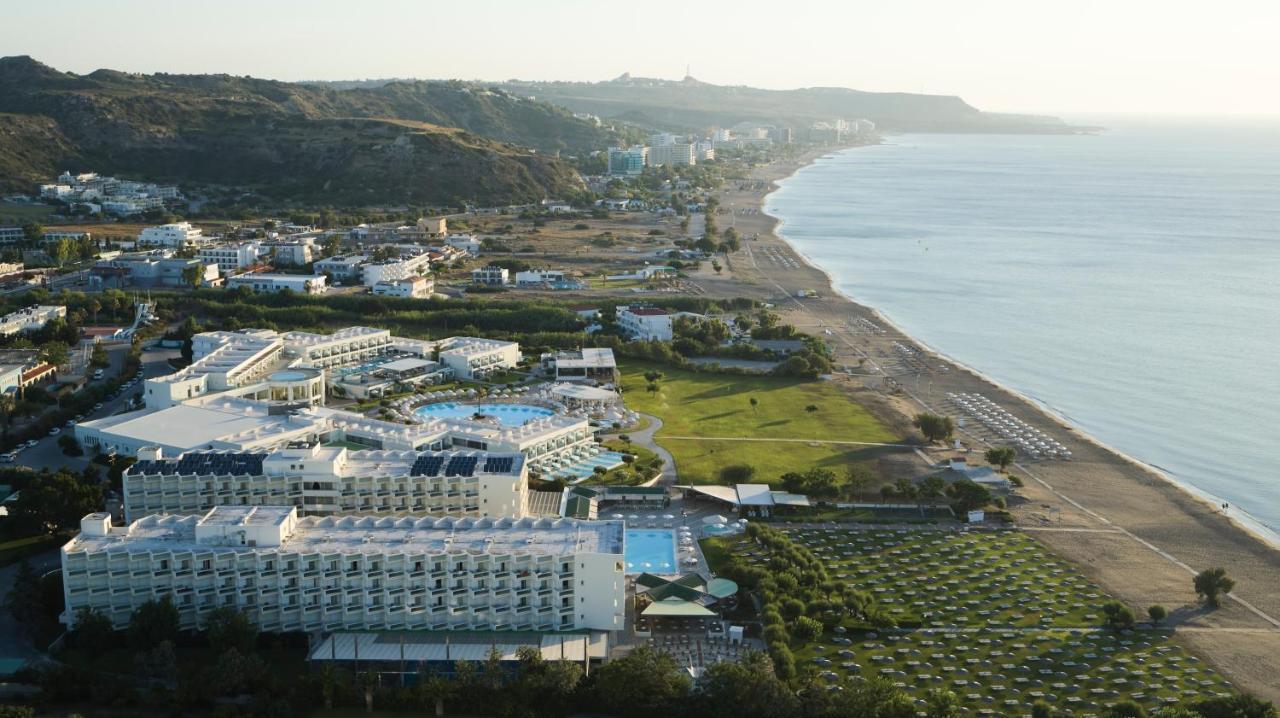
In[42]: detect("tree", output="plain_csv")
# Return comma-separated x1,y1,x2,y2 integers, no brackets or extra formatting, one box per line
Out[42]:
984,446,1017,471
793,615,823,644
582,646,692,718
643,370,665,384
1193,693,1278,718
11,469,102,534
749,396,759,413
72,606,115,652
358,670,379,713
925,688,963,718
58,434,84,456
1194,567,1235,608
4,561,44,636
181,264,203,288
805,404,819,413
647,381,660,396
1031,701,1054,718
845,464,875,501
1147,604,1168,627
40,340,69,368
1104,700,1148,718
204,606,258,654
918,475,947,504
129,595,180,650
696,651,797,718
946,478,991,513
1102,600,1136,630
89,343,109,368
912,412,955,443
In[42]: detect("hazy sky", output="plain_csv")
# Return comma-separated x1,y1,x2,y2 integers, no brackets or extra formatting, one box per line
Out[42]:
5,0,1279,116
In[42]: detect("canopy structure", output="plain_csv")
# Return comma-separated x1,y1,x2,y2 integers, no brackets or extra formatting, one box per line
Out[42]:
705,577,740,599
641,598,718,618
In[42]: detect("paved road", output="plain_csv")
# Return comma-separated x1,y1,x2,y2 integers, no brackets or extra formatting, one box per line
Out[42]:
17,346,179,476
622,413,678,486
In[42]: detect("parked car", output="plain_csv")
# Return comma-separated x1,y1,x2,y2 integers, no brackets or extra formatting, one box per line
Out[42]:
48,427,60,436
24,439,37,448
65,419,76,427
0,452,16,463
93,402,103,410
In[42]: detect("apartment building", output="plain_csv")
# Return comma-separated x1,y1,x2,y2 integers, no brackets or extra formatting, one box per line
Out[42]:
606,147,648,176
122,443,528,521
61,507,626,633
360,252,432,287
541,348,618,385
434,337,520,380
226,273,326,295
198,242,262,275
314,255,368,285
471,265,509,287
372,276,433,298
514,269,567,287
647,143,696,167
616,305,674,341
0,227,26,244
0,304,66,337
139,222,208,248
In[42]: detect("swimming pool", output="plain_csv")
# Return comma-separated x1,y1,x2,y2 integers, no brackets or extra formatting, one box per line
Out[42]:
269,371,309,381
625,529,677,574
413,402,554,427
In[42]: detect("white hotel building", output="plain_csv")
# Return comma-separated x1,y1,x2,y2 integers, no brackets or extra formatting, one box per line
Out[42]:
61,507,626,633
122,443,529,522
616,305,674,341
138,222,209,248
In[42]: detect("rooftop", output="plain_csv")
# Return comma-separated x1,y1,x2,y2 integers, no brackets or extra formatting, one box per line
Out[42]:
69,511,624,557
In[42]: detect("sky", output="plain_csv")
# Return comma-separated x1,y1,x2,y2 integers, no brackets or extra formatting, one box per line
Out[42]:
4,0,1279,116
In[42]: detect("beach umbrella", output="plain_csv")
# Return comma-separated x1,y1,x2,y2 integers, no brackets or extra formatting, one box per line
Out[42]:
610,513,624,519
662,514,676,520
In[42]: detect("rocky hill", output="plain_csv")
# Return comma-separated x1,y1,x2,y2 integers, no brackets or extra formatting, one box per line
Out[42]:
0,57,608,205
498,75,1077,134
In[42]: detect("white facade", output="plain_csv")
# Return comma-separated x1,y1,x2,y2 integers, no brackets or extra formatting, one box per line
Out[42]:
227,273,327,295
123,444,528,521
372,276,433,298
314,255,368,284
471,266,508,286
648,144,696,167
198,242,262,275
61,507,625,633
0,304,66,337
139,222,206,248
514,269,567,287
435,337,520,380
360,252,432,287
617,305,674,341
444,234,482,256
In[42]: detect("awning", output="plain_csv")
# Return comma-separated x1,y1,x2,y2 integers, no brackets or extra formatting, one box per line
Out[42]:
641,598,718,618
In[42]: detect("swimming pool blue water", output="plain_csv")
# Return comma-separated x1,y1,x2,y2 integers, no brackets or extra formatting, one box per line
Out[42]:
625,529,677,574
554,451,628,483
269,371,308,381
702,524,738,536
414,402,554,427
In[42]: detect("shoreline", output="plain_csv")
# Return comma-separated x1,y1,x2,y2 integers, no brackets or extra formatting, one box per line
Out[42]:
705,141,1280,700
762,153,1280,550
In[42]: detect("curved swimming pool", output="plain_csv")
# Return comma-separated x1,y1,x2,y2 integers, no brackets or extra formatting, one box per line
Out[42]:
413,402,554,427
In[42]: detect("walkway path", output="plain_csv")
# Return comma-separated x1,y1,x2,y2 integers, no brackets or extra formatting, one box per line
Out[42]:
627,413,678,486
661,435,914,448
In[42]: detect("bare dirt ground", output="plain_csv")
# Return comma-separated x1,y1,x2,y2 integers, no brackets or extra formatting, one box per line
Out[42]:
701,148,1280,701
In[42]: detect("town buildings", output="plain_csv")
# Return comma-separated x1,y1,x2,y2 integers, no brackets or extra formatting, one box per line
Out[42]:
372,275,433,298
360,251,432,287
314,255,369,285
607,147,648,176
444,234,482,256
0,304,66,337
0,348,56,394
61,507,626,633
226,273,327,295
198,242,263,275
471,265,509,287
616,305,674,341
0,227,25,244
648,143,696,167
38,171,179,217
138,222,208,248
514,269,567,287
92,253,220,289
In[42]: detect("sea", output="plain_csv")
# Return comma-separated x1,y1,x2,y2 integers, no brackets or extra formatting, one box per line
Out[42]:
765,118,1280,542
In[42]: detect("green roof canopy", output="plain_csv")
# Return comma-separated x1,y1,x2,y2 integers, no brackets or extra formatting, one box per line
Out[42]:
706,577,739,599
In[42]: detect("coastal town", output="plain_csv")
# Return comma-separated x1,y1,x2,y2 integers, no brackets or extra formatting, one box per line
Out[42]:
0,54,1277,718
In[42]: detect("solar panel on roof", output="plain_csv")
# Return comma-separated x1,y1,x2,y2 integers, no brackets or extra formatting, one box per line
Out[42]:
483,456,514,474
445,455,478,477
410,455,444,477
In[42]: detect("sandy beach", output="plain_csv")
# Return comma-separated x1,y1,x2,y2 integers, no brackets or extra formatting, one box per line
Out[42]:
696,147,1280,700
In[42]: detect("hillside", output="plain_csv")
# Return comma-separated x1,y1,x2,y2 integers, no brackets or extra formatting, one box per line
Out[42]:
497,75,1078,133
0,57,605,205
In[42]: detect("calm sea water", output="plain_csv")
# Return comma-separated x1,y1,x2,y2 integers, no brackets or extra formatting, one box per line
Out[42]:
766,119,1280,539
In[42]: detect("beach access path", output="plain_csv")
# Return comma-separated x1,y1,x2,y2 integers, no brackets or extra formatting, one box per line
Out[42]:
692,146,1280,701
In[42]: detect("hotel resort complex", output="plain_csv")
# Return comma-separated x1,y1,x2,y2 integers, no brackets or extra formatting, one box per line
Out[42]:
62,324,715,664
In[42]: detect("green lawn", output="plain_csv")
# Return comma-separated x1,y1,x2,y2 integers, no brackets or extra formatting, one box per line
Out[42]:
721,527,1235,713
0,533,63,567
620,362,900,485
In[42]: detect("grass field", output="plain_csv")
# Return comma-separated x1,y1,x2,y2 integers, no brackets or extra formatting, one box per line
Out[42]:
619,362,900,484
721,527,1235,713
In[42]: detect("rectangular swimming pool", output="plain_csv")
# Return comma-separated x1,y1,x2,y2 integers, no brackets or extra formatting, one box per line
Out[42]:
624,529,677,574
